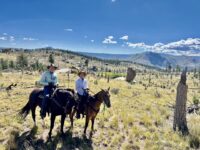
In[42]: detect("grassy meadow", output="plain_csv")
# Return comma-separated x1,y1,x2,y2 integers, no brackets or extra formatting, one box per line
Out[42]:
0,70,200,150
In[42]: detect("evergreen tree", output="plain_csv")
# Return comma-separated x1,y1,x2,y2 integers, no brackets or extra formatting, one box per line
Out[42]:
49,53,55,64
0,58,8,70
9,60,15,69
16,53,28,69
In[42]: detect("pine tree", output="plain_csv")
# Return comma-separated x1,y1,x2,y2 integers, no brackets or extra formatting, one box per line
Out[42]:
16,53,28,69
9,60,15,69
49,53,55,64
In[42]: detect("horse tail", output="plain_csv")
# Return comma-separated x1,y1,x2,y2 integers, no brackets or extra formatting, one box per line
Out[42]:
19,101,31,119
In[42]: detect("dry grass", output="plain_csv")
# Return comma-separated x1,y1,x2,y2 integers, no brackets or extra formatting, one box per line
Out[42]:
0,51,200,150
0,66,200,149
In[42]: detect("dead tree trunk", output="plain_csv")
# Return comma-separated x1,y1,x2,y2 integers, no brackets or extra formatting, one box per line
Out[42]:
173,70,189,135
126,68,136,83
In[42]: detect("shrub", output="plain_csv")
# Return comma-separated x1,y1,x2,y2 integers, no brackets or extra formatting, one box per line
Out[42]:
110,88,119,95
189,136,200,149
193,96,199,105
94,80,98,85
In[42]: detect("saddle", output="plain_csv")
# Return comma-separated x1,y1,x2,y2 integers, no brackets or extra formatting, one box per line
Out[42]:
38,88,56,99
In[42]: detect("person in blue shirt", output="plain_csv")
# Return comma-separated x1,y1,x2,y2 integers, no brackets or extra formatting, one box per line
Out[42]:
75,71,89,119
39,64,58,119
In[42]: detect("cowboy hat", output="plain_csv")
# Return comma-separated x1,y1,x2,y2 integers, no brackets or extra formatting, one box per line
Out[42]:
78,70,87,76
47,64,58,69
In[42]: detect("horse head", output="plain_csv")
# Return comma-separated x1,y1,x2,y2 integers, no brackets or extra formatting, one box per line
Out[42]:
100,87,111,108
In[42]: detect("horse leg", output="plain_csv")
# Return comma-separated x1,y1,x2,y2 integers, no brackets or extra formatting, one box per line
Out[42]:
49,114,56,138
70,109,76,128
31,106,36,127
91,117,95,132
60,114,66,134
84,115,89,134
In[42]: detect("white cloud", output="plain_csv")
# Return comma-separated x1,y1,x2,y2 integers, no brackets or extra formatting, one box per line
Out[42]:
42,44,49,47
111,0,116,2
127,42,152,49
0,37,7,40
127,38,200,56
9,36,15,42
23,37,38,41
102,36,117,44
120,35,128,41
91,40,94,43
64,28,73,32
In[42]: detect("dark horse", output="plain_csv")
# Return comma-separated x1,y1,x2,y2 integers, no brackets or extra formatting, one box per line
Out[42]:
71,87,111,134
19,88,76,138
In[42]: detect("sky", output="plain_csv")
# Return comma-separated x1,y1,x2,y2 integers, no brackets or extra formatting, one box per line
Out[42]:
0,0,200,55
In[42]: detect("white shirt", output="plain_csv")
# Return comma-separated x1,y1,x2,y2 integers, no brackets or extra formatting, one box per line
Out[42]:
75,77,88,95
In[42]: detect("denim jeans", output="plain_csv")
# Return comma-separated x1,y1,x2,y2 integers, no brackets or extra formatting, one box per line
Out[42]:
41,86,51,118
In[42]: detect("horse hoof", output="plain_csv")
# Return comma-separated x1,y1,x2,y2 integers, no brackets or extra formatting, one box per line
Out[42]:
89,132,93,139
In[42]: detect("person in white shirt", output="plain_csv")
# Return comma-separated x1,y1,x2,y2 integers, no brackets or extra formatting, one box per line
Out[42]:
75,71,89,119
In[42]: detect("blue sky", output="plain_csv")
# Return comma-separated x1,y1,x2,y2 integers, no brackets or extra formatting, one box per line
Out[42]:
0,0,200,55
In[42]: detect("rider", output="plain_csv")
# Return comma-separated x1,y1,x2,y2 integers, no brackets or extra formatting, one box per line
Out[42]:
75,70,89,119
39,64,58,119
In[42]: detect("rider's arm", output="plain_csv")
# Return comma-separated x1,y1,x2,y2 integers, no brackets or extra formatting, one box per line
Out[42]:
39,72,49,86
54,73,59,86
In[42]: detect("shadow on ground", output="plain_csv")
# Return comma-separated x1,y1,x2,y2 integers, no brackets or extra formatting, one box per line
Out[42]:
6,126,93,150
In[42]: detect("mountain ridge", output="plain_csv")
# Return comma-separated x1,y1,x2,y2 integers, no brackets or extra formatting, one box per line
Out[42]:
81,51,200,69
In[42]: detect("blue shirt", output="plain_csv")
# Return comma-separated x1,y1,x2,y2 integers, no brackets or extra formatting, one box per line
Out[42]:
39,71,58,86
75,77,88,95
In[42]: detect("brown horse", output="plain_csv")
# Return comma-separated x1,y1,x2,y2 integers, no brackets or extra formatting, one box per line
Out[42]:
71,88,111,134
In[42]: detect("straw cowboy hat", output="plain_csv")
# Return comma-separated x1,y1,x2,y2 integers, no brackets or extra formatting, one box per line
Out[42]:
47,64,58,69
78,70,87,76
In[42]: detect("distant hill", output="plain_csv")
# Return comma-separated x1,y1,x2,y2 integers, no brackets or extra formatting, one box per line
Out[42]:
80,52,130,60
82,51,200,69
129,52,200,69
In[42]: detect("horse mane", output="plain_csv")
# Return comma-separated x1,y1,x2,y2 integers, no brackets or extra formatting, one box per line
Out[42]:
93,90,104,99
66,88,75,95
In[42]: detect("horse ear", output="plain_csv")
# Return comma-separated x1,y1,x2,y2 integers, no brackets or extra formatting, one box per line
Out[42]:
108,87,110,91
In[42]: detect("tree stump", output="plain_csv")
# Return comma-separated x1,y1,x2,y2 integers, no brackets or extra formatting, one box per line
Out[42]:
126,68,136,82
173,70,189,135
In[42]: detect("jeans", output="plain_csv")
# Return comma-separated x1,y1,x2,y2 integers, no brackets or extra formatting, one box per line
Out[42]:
41,86,51,118
77,93,88,113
